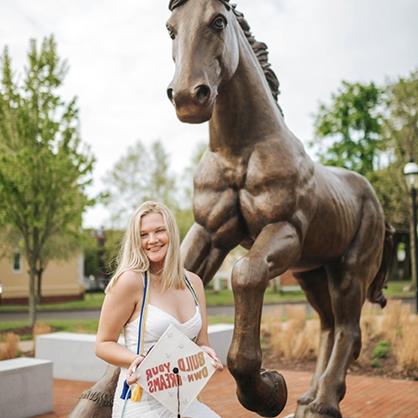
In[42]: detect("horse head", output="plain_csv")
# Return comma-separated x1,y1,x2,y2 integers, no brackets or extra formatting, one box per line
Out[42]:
166,0,239,123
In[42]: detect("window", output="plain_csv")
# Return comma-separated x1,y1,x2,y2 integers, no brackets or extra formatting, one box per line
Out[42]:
12,252,21,273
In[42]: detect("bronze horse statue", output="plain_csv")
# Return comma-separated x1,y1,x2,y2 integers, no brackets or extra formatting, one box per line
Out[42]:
71,1,393,417
167,1,393,417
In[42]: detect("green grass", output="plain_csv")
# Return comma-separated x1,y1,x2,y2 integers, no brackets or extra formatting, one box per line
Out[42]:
207,315,234,325
0,315,233,341
205,287,305,305
0,292,105,313
0,280,414,314
0,319,100,341
0,287,305,312
0,320,29,333
384,281,415,298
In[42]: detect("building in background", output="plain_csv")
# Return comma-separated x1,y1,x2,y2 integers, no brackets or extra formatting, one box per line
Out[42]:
0,252,84,304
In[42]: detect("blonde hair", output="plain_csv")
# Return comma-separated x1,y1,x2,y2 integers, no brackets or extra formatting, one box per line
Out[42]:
106,201,184,292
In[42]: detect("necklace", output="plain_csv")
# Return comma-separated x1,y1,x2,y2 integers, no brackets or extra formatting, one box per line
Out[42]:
149,267,163,278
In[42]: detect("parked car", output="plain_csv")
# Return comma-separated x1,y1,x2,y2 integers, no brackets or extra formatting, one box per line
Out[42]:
82,275,109,292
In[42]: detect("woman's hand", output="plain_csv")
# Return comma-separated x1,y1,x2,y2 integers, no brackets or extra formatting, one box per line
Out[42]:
200,345,224,371
127,354,145,385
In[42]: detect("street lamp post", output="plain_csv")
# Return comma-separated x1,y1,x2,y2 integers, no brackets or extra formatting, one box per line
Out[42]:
403,161,418,314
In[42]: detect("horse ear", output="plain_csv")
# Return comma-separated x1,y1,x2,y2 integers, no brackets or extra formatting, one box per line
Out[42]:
168,0,187,11
219,0,232,11
169,0,232,12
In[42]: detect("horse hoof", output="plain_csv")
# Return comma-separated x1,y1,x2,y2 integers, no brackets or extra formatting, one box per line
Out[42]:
307,401,342,418
295,399,311,418
236,370,287,417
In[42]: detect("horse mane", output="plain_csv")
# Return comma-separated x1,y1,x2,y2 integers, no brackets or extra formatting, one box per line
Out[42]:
168,0,283,115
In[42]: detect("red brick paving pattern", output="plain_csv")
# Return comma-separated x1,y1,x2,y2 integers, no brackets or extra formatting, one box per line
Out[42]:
36,369,418,418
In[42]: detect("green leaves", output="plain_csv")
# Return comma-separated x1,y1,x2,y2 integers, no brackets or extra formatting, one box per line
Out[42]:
312,73,418,229
0,35,95,325
102,139,206,239
384,70,418,164
313,81,383,177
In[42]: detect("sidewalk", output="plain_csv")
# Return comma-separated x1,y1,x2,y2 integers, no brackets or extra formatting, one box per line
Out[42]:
36,368,418,418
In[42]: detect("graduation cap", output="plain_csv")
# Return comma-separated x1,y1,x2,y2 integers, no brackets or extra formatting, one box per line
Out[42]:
134,324,216,416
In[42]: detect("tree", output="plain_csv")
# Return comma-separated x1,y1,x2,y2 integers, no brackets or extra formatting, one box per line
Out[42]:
383,70,418,165
83,228,124,282
382,70,418,285
103,139,207,240
176,141,207,239
312,80,407,228
103,139,176,228
313,81,384,177
0,36,94,328
312,72,418,282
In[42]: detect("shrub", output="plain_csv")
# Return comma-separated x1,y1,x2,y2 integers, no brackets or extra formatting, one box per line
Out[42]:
33,322,53,336
371,358,381,368
0,333,20,360
372,340,390,359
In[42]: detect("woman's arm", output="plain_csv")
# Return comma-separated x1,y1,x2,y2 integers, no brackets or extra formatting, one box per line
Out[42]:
187,271,223,370
95,271,143,369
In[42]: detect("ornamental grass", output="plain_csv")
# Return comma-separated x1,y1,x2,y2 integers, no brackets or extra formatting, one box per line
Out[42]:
0,332,20,360
262,299,418,377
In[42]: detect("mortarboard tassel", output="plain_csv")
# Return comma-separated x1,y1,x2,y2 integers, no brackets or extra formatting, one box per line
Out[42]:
131,384,143,402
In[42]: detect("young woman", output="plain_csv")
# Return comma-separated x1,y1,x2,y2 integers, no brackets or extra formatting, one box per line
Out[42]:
96,201,223,417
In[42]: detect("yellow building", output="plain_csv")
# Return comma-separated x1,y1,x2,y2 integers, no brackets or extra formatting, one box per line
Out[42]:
0,251,84,303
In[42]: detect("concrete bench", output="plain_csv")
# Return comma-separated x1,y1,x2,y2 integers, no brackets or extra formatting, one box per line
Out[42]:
36,323,234,382
0,357,53,418
36,332,108,382
208,323,234,365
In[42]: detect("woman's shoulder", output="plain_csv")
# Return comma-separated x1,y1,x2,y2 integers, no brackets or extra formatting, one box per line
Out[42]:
185,270,204,293
110,270,144,294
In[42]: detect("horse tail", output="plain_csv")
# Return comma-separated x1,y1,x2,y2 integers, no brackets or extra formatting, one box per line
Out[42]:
367,221,395,308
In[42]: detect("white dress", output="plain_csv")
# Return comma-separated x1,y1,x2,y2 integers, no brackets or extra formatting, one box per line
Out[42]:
112,303,221,417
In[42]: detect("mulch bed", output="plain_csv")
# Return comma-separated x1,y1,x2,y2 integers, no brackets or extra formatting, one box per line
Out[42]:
2,326,34,336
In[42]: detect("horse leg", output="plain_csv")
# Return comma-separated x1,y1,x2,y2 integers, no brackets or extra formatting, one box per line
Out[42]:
227,222,301,417
293,268,335,418
306,216,384,418
304,268,363,418
69,365,120,417
181,222,237,284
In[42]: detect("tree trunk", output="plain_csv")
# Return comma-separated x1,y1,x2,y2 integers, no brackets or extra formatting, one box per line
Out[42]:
28,270,37,331
36,269,43,305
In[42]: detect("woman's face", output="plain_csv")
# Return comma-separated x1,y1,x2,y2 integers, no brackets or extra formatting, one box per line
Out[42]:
140,212,169,266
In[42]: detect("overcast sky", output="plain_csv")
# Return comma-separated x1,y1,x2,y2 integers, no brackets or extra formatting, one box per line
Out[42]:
1,0,417,227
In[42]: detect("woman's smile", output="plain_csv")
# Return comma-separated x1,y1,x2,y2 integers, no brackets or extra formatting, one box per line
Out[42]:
146,244,166,254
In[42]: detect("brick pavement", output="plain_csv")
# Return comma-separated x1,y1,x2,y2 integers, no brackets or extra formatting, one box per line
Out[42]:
36,369,418,418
